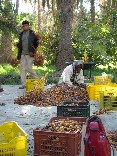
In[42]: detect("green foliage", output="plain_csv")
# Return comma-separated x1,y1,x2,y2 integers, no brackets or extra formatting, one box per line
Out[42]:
72,9,117,66
0,0,18,33
37,11,60,66
0,64,19,75
0,63,56,85
0,63,116,85
0,0,117,69
42,28,59,65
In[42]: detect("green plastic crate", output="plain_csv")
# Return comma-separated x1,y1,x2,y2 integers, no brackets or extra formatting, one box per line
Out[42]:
57,101,90,117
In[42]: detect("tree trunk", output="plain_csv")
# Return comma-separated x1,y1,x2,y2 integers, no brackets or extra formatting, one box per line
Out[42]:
56,0,74,71
51,0,56,24
112,0,117,8
38,0,41,32
0,32,12,63
99,0,116,14
99,0,107,6
15,0,19,15
100,0,117,9
90,0,95,23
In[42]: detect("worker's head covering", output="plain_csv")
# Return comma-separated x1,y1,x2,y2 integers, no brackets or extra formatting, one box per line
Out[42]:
73,60,83,70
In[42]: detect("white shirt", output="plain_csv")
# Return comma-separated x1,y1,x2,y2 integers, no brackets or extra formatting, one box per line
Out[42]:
59,64,84,85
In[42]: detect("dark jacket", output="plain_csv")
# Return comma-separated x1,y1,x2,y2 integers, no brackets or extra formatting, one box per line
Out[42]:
17,29,41,60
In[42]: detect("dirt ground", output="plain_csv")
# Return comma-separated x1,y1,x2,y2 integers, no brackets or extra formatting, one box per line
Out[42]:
0,85,117,156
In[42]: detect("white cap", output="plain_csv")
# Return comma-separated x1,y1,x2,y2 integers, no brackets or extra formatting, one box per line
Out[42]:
73,60,83,70
73,60,83,67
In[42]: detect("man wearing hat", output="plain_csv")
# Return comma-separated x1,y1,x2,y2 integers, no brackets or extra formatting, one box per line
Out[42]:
59,60,85,88
17,20,41,89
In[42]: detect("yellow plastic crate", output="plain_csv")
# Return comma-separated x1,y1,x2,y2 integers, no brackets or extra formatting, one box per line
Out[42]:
99,91,117,110
86,84,105,100
86,84,117,100
107,83,117,87
26,78,44,92
0,121,27,156
94,76,111,85
26,73,48,92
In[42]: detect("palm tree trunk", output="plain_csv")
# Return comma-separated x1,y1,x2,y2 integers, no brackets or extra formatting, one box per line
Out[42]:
99,0,116,13
15,0,19,15
38,0,41,32
56,0,74,71
0,32,12,63
90,0,95,23
112,0,117,8
99,0,107,6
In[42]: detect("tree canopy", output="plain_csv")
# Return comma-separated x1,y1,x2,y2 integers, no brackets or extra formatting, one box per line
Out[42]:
0,0,117,69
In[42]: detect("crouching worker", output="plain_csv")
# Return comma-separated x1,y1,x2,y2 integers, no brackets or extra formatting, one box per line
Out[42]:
59,60,86,89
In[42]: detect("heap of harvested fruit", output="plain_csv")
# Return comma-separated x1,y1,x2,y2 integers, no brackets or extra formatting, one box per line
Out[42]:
41,118,83,133
63,102,88,106
10,58,19,67
14,83,89,106
34,54,45,66
107,131,117,149
93,109,109,115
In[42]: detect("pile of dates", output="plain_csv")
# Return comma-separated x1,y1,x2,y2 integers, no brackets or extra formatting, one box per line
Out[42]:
14,83,89,106
41,118,83,133
93,109,109,115
34,54,45,66
10,58,19,67
63,102,88,106
107,131,117,149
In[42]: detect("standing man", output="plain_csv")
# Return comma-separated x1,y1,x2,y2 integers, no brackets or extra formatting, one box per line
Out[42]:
17,20,41,89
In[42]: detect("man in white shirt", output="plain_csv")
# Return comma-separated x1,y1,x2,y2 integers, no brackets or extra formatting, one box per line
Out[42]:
59,60,85,88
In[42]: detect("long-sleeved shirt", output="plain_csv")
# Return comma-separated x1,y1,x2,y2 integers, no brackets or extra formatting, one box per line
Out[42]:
17,30,41,60
59,64,84,85
22,30,29,55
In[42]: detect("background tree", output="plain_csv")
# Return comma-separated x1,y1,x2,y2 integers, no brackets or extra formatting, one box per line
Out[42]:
56,0,74,71
0,0,117,69
0,0,17,63
90,0,95,23
15,0,19,15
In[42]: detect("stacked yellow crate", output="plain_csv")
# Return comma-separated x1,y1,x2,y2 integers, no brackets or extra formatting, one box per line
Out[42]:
94,76,111,85
86,75,117,109
86,75,113,100
99,87,117,110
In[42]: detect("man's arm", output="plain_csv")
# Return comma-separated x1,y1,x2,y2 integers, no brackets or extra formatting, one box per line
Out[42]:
62,66,73,85
33,33,42,48
16,34,22,60
76,69,84,84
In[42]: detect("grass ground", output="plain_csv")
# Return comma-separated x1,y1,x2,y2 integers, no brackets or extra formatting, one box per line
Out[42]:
0,63,115,85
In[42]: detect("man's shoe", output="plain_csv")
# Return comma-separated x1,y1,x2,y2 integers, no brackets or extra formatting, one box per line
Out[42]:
19,85,26,89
